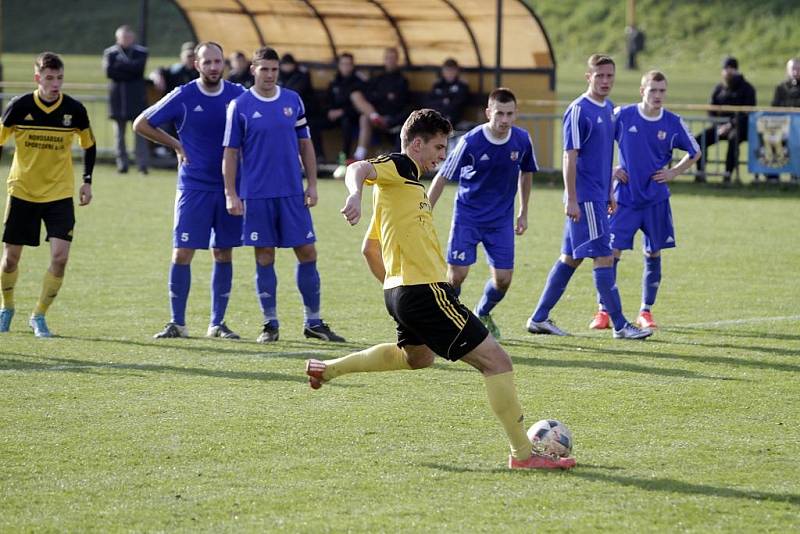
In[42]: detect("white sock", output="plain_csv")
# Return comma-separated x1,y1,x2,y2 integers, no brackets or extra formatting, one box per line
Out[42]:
354,146,367,160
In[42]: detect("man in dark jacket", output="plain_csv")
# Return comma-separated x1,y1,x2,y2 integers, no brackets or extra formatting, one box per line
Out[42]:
365,47,409,143
426,58,470,128
694,56,756,182
766,58,800,181
279,53,324,159
227,51,254,88
325,52,372,161
103,25,149,174
151,42,199,95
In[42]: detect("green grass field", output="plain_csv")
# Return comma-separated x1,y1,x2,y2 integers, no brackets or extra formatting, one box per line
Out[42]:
1,164,798,531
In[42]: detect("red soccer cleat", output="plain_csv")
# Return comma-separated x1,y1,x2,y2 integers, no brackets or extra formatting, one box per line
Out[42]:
509,452,576,470
589,310,610,330
305,358,328,390
636,310,658,329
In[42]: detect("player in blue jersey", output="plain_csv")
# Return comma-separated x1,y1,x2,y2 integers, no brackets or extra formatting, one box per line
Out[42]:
427,88,536,339
222,47,344,343
133,42,246,339
526,54,651,340
588,70,699,331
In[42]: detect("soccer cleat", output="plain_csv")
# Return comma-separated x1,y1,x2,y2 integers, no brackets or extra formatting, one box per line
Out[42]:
509,452,576,470
0,308,14,332
153,322,189,339
305,358,328,390
636,310,658,329
257,322,280,343
589,310,611,330
478,313,501,340
612,322,653,340
206,322,241,339
526,318,569,336
29,314,53,338
303,322,346,342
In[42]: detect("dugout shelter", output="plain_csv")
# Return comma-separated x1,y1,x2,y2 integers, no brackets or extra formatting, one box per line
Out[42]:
168,0,557,166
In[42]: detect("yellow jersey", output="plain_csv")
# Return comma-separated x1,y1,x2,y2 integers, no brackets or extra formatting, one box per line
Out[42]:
366,153,447,289
0,92,95,203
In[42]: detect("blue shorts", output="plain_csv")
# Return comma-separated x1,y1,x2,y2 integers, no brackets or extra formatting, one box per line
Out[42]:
610,199,676,253
561,201,612,259
243,195,316,248
173,190,243,249
447,222,515,269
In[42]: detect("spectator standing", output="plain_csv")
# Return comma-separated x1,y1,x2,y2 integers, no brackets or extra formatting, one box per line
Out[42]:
694,56,756,183
103,25,148,174
766,58,800,182
227,51,254,88
427,58,470,127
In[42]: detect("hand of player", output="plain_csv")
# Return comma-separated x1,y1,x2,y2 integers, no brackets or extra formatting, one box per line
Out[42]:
340,193,362,225
608,196,617,215
515,214,528,235
651,168,675,183
175,144,190,167
305,184,318,208
565,199,581,222
613,166,629,183
226,193,244,216
78,183,93,206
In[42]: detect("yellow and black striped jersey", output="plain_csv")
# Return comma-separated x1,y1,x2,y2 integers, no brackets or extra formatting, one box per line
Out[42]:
0,92,95,202
366,153,447,289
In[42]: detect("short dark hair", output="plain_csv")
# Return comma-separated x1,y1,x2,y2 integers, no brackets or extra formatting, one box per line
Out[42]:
195,41,223,56
35,52,64,73
587,54,615,70
252,47,279,63
442,58,459,69
641,70,667,86
338,52,354,63
401,109,452,149
280,53,296,65
488,87,516,105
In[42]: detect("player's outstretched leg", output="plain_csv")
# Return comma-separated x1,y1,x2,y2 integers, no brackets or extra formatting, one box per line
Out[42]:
637,255,661,329
304,343,421,389
526,259,575,336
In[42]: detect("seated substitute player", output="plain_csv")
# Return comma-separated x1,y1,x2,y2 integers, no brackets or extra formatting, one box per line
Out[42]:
427,88,535,339
133,42,246,339
305,109,575,470
526,54,651,340
0,52,96,337
223,46,344,343
588,70,700,331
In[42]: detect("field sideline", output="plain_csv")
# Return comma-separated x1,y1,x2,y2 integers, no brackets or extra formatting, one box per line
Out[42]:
1,165,798,531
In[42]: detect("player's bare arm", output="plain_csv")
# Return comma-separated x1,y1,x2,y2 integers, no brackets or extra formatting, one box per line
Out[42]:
516,171,532,235
299,138,318,208
651,151,701,183
133,114,188,166
426,173,447,209
562,149,580,221
222,147,243,215
341,161,376,225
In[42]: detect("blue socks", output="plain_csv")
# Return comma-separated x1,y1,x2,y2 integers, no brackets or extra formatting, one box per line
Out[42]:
597,257,620,311
593,266,626,330
642,256,662,311
476,279,506,316
210,261,232,326
297,260,321,327
169,263,191,326
531,260,576,322
256,263,278,326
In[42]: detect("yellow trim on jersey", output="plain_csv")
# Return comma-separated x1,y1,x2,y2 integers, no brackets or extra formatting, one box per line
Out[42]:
429,283,467,328
33,92,64,114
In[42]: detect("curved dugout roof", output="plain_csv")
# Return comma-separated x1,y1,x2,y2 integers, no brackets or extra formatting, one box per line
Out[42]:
170,0,555,71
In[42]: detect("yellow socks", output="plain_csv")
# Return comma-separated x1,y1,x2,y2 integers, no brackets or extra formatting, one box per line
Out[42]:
484,371,533,460
1,269,18,309
323,343,412,380
33,271,63,316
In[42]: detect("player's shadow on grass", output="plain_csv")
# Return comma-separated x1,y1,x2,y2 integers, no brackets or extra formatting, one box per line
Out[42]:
507,354,730,380
666,326,800,343
573,470,800,506
420,461,621,474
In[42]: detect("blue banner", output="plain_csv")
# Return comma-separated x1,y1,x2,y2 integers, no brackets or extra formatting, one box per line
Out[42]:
748,112,800,174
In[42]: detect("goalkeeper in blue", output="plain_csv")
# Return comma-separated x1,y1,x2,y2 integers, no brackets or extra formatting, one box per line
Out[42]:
588,70,700,331
427,88,536,339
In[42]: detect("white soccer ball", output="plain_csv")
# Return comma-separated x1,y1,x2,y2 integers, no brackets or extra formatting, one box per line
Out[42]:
527,419,573,457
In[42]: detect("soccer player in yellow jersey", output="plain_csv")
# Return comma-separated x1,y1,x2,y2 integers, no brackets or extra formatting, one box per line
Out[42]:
0,52,96,337
305,109,575,470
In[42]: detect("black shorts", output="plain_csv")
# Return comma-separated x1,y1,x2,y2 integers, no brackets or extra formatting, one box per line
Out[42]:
3,196,75,246
384,282,489,361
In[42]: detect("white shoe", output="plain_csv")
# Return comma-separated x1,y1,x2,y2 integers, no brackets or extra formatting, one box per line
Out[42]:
613,322,652,340
154,322,189,339
526,318,569,336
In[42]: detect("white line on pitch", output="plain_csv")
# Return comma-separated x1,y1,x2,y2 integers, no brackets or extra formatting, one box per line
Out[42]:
670,315,800,328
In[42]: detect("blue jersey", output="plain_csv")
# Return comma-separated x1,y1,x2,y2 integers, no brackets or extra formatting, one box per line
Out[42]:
223,86,310,200
144,80,245,191
563,94,615,203
614,104,699,207
438,124,537,227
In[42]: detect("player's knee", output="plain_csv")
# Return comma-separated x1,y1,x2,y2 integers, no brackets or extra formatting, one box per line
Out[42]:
404,347,435,369
50,253,69,273
2,253,20,272
212,248,232,263
294,244,317,263
482,344,513,375
559,254,581,268
594,256,614,268
172,248,194,265
448,267,468,287
493,273,512,291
